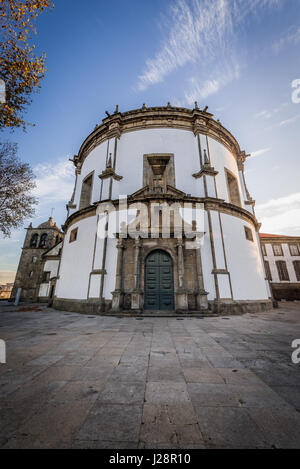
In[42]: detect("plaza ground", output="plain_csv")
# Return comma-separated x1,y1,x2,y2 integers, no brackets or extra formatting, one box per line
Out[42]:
0,301,300,448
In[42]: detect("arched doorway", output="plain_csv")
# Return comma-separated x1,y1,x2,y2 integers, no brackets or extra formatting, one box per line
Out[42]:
144,250,174,310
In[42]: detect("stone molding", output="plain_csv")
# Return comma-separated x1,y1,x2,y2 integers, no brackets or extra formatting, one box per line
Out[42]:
74,106,248,168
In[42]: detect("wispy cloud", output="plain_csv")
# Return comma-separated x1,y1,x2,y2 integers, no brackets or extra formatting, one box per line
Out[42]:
33,157,74,204
272,25,300,53
254,102,288,120
256,192,300,235
250,148,271,157
136,0,283,98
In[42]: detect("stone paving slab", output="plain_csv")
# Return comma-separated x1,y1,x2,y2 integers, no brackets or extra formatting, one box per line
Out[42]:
0,301,300,448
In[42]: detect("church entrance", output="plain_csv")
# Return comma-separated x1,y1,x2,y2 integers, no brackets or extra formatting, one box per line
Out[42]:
144,250,174,310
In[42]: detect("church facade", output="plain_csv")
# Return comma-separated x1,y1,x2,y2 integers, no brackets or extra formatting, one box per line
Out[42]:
47,104,272,314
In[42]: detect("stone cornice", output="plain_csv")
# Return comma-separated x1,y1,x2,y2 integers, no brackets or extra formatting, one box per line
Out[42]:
63,195,259,232
260,236,300,243
76,106,247,167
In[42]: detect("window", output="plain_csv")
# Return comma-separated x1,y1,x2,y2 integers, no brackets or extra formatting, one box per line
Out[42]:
69,228,78,243
39,233,48,248
264,261,272,281
289,244,300,256
225,169,241,207
261,244,267,256
276,261,290,281
30,233,38,247
29,271,33,278
42,271,50,283
244,226,253,242
32,256,37,263
79,173,93,210
272,244,283,256
293,261,300,281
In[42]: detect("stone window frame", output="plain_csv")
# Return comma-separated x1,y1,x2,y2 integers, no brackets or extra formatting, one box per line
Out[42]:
276,260,290,281
293,261,300,281
272,244,283,256
30,233,39,248
69,227,78,243
39,233,48,248
225,167,242,208
29,271,34,278
289,244,300,256
261,243,267,256
244,226,253,242
42,271,50,283
79,171,94,210
264,260,272,281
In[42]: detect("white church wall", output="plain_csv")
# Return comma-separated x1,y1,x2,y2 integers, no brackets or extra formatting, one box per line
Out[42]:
208,137,246,209
112,128,200,199
103,237,118,299
39,283,49,297
56,216,97,299
44,260,59,278
221,214,268,300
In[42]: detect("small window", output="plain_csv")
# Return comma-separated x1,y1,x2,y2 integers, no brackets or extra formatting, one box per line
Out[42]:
79,173,93,210
289,244,300,256
244,226,253,242
273,244,283,256
30,233,38,247
42,271,50,283
276,261,289,281
39,233,48,248
29,271,34,278
32,256,37,263
264,261,272,281
225,169,241,207
293,261,300,281
69,228,78,243
261,244,267,256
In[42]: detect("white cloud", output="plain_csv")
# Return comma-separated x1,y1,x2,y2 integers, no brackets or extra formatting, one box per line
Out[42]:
136,0,282,93
272,26,300,53
256,192,300,235
33,157,74,204
250,148,271,157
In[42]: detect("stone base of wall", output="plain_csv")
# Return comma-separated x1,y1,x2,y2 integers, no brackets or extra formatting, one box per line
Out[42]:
53,298,112,314
271,283,300,301
53,297,273,316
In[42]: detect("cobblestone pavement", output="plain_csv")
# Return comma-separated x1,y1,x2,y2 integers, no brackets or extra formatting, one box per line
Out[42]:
0,301,300,449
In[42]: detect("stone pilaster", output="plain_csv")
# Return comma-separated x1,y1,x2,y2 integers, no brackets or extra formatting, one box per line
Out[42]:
195,243,209,310
131,237,143,310
111,238,125,311
176,239,188,310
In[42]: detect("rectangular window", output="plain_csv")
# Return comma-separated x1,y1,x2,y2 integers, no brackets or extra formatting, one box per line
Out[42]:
289,244,300,256
69,228,78,243
264,261,272,281
261,244,267,256
225,168,242,207
293,261,300,281
32,256,37,263
42,271,50,283
244,226,253,242
272,244,283,256
276,261,290,281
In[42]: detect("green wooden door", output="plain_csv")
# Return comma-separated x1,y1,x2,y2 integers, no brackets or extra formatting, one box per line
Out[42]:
144,250,174,310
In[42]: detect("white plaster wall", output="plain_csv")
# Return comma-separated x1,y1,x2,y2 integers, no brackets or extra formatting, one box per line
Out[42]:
44,260,59,279
208,137,246,209
112,128,201,199
221,214,268,300
56,216,97,299
39,283,49,297
263,243,300,283
103,237,118,299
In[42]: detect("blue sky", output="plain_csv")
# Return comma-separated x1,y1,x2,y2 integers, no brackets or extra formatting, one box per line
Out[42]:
1,0,300,283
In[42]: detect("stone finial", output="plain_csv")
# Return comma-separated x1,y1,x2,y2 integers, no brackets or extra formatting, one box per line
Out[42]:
115,104,119,114
105,111,111,117
203,149,210,165
142,103,146,111
203,105,208,113
167,102,171,108
107,153,112,169
194,101,199,109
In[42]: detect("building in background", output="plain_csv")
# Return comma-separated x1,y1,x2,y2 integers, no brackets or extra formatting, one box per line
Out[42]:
260,233,300,301
0,283,13,300
11,217,64,302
